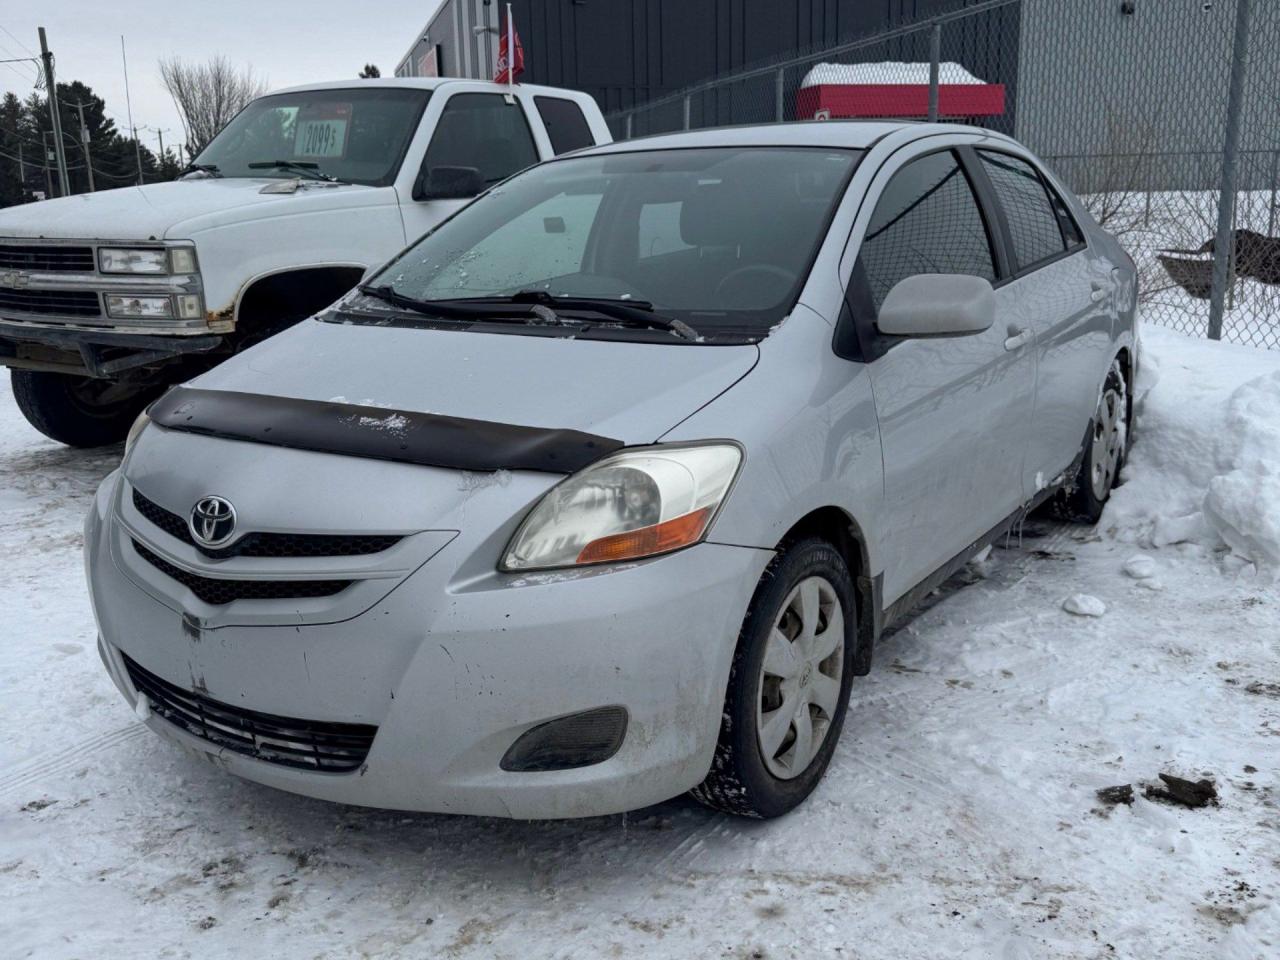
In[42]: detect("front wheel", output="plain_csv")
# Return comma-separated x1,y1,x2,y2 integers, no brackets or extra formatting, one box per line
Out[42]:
691,538,856,818
10,370,157,448
1055,363,1129,523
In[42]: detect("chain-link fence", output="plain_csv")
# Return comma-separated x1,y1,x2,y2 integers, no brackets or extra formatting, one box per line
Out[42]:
609,0,1280,349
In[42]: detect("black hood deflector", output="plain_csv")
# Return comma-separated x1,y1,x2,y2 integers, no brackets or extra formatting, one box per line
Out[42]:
149,387,623,474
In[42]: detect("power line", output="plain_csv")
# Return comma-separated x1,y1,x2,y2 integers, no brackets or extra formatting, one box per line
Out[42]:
0,24,36,57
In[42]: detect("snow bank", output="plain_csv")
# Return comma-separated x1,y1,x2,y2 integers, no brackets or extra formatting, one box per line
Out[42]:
1105,326,1280,575
800,61,986,88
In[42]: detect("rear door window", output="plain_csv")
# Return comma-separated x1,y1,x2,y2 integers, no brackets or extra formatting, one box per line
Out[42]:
977,150,1073,271
858,150,997,311
422,93,540,188
534,97,596,155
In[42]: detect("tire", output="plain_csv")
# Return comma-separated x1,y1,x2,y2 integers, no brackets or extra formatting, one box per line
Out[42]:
10,370,157,448
1054,362,1130,524
691,537,857,819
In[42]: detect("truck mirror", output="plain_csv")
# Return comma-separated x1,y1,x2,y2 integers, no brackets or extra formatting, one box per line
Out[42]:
416,166,485,201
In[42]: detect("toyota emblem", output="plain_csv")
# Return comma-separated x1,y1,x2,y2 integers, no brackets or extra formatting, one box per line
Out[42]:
189,495,237,547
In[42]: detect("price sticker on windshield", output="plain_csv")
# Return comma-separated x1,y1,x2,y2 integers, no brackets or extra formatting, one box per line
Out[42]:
294,103,352,158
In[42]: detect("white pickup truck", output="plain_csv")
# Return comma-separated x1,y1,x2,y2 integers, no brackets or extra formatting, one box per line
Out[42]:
0,78,610,445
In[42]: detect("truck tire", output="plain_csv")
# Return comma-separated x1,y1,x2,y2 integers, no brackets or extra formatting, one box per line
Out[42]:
10,370,155,448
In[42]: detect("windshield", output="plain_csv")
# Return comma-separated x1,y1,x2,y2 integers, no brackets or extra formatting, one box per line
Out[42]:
358,146,861,341
193,88,431,186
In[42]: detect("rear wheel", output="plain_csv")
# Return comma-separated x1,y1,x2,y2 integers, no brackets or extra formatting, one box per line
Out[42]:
10,370,157,448
691,538,856,818
1055,364,1129,523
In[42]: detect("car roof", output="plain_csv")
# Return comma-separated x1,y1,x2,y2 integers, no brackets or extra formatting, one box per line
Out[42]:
577,120,1001,155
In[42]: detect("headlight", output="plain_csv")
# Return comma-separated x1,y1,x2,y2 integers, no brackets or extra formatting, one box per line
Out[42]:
501,443,742,571
124,410,150,456
98,246,198,274
105,294,203,320
99,248,169,274
106,295,174,319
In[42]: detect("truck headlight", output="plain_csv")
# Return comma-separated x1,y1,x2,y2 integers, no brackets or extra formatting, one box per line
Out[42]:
501,443,742,571
105,294,204,320
98,246,198,274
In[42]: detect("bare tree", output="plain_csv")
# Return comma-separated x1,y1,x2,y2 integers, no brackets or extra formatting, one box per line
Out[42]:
159,56,267,156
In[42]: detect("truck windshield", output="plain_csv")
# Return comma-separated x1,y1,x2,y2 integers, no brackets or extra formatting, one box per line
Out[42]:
357,146,861,342
192,88,430,187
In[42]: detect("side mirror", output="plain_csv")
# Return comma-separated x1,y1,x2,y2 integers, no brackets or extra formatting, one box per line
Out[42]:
415,165,485,201
875,273,995,338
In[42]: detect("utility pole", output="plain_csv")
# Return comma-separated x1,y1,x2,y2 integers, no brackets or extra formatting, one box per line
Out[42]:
73,101,96,192
38,26,71,196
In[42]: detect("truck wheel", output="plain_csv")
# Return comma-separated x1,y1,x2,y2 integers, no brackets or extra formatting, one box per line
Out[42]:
10,370,156,448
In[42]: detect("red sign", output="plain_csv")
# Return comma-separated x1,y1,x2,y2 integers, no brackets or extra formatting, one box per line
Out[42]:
493,11,524,84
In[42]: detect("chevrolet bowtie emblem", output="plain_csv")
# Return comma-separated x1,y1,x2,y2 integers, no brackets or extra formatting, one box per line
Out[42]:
0,270,31,289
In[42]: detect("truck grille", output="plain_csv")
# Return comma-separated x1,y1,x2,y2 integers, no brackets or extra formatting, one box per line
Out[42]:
123,653,377,772
131,489,403,559
0,288,101,317
0,243,95,272
132,539,352,604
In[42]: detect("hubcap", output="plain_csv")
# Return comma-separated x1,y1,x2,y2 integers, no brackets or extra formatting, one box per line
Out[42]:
756,576,845,780
1090,384,1127,501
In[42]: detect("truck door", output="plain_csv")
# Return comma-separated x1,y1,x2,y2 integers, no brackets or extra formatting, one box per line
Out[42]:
397,90,542,243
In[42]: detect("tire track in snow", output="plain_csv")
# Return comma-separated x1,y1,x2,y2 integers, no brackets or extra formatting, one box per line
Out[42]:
0,724,147,797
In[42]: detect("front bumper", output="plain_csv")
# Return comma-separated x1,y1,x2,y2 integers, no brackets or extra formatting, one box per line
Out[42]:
0,321,223,377
87,470,771,819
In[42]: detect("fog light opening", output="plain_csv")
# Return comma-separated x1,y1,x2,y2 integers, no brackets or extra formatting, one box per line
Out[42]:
500,705,628,773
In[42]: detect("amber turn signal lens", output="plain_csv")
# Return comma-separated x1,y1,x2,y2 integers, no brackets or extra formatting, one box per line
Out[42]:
576,507,713,565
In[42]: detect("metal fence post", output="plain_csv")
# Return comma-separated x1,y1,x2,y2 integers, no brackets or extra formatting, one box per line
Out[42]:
682,94,691,130
775,67,786,122
927,22,942,122
624,113,633,140
1268,147,1279,238
1207,0,1255,341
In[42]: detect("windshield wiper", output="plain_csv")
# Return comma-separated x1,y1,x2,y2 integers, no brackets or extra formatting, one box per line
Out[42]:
247,159,340,183
181,162,221,178
450,290,698,341
355,284,570,326
355,286,698,341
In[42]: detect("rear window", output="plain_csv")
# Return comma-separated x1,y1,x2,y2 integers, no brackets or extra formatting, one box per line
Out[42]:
977,150,1072,271
534,97,595,155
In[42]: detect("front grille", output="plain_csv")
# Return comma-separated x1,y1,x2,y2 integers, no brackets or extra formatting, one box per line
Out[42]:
0,243,95,272
132,489,402,559
0,288,100,317
123,654,376,772
132,540,351,604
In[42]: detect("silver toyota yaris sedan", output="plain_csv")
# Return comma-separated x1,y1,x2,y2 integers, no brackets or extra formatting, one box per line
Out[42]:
86,122,1137,819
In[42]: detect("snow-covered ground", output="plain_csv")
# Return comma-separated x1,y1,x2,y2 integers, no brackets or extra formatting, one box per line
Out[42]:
3,327,1279,959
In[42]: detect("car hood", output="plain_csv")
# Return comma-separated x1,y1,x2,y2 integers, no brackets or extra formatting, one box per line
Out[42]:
0,178,384,241
187,318,760,446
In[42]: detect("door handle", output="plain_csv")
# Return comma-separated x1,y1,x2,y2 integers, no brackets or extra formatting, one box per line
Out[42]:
1004,325,1031,351
1090,280,1113,303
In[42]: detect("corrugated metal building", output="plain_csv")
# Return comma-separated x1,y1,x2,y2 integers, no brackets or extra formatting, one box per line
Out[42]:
395,1,996,112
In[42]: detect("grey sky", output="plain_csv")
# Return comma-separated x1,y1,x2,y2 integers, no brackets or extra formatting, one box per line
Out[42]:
0,1,444,157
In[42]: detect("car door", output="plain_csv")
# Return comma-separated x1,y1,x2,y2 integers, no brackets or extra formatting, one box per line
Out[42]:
970,147,1115,493
397,89,543,242
846,145,1035,605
